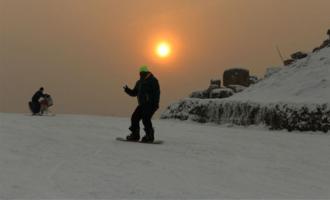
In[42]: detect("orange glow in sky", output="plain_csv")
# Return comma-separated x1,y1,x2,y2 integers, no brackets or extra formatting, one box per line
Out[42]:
156,42,171,58
147,32,180,65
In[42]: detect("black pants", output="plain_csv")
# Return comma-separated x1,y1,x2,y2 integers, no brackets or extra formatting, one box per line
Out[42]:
30,101,41,114
130,105,158,134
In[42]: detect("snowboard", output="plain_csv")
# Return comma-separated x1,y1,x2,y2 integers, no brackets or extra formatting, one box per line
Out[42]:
116,137,164,144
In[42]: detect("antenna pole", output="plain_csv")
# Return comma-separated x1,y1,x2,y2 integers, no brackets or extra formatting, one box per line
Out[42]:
276,45,285,63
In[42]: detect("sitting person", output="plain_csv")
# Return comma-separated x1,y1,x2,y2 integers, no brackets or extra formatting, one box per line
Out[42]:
40,94,53,115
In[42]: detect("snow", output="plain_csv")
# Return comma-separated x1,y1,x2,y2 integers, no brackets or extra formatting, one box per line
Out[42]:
162,47,330,131
264,67,282,78
1,113,330,199
230,47,330,104
226,85,246,93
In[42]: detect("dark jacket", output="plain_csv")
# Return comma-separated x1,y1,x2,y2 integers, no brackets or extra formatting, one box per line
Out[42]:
32,90,45,103
126,73,160,107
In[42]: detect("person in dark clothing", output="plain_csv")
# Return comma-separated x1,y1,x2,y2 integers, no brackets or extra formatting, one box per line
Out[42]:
124,65,160,143
31,87,45,114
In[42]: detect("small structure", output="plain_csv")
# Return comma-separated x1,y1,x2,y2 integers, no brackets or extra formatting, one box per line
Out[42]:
223,68,250,87
291,51,308,60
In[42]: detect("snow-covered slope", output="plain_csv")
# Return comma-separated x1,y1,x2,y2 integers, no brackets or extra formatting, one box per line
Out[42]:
1,113,330,199
161,47,330,131
230,47,330,103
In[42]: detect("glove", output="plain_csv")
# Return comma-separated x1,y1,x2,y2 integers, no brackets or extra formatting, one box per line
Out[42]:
123,85,130,93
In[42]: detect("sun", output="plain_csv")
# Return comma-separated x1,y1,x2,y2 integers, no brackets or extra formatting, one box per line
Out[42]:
156,42,171,58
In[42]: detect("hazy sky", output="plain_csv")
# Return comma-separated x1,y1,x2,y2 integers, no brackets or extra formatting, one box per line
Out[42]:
1,0,330,117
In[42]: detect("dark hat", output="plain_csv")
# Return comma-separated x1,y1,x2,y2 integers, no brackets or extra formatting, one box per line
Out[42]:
327,29,330,35
40,87,44,91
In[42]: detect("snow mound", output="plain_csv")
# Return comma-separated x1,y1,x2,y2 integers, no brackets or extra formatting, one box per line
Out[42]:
230,47,330,104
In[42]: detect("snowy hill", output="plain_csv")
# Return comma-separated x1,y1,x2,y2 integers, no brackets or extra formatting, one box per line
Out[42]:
1,113,330,199
230,46,330,104
162,47,330,132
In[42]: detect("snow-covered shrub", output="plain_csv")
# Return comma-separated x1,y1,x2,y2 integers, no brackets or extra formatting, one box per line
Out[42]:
209,88,234,99
190,89,211,99
190,82,222,99
207,84,220,95
284,59,295,66
291,51,308,60
161,98,330,133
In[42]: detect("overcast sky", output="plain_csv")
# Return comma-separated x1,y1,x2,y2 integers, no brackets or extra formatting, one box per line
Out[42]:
1,0,330,116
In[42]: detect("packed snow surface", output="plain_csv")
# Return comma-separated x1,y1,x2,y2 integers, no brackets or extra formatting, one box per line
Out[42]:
229,47,330,103
1,113,330,199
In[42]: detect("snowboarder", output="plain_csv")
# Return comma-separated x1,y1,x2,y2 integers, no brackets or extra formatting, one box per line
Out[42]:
123,65,160,143
30,87,46,115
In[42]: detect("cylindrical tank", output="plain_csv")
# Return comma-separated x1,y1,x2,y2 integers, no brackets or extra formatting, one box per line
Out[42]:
223,68,250,87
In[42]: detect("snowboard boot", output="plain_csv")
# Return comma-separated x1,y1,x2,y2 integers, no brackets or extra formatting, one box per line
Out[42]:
141,128,154,143
126,127,140,141
126,133,140,141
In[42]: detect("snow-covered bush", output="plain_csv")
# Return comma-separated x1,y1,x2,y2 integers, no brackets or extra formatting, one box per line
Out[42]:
209,88,234,99
291,51,308,60
161,98,330,133
189,81,222,99
190,90,209,99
